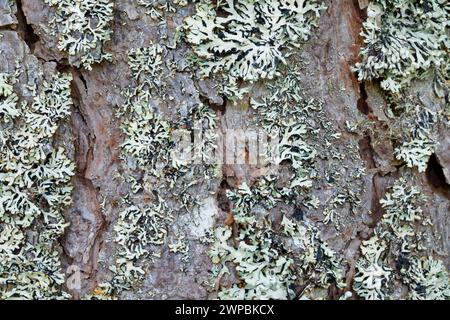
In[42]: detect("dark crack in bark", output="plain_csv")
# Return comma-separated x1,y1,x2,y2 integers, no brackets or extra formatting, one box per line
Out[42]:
15,0,39,52
426,154,450,198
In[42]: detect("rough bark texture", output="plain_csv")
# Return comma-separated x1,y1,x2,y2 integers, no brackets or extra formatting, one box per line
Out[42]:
1,0,448,300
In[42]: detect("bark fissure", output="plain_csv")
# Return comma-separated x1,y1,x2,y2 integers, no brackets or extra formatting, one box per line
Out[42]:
63,70,108,298
15,0,39,52
426,154,450,198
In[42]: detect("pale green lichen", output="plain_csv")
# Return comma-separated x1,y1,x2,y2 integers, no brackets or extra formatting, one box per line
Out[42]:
251,62,365,229
209,177,346,300
128,45,165,84
0,72,20,123
355,0,448,172
355,0,449,94
354,177,449,300
44,0,114,70
138,0,189,20
204,60,368,300
213,226,296,300
281,216,346,297
393,105,437,173
168,232,190,263
251,69,318,192
118,43,170,117
379,177,426,252
210,180,297,300
121,110,172,170
399,256,450,300
210,179,296,300
105,197,174,293
102,43,221,296
353,236,392,300
184,0,325,98
0,69,74,299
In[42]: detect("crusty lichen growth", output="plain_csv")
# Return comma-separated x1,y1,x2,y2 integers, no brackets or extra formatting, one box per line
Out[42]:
0,68,74,299
44,0,114,70
184,0,325,99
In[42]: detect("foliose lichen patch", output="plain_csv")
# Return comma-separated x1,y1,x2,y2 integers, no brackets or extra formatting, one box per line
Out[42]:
355,0,449,94
184,0,325,100
44,0,114,70
355,0,449,172
353,178,450,300
0,66,75,299
93,41,221,298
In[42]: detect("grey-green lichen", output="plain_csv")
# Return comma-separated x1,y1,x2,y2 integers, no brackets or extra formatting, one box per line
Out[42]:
0,68,74,299
355,0,449,94
98,43,221,297
0,72,20,123
44,0,114,69
205,59,364,299
137,0,189,20
251,62,365,230
209,177,346,300
121,110,171,170
379,178,427,249
104,197,174,294
1,0,446,302
353,236,392,300
281,216,346,298
184,0,325,99
353,178,449,300
356,0,449,172
210,225,297,300
393,103,439,173
400,256,450,300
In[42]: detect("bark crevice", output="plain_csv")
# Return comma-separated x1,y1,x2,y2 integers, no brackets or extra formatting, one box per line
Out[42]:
61,70,108,298
15,0,39,52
